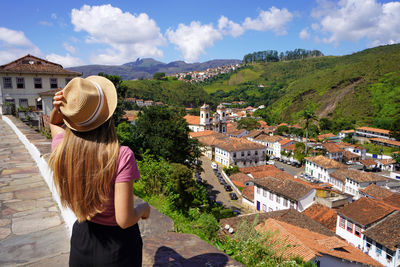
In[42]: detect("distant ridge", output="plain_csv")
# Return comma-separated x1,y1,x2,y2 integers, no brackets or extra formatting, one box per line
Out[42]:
67,58,241,80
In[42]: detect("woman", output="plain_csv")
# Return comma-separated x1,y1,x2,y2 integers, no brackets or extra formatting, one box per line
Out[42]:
49,76,150,267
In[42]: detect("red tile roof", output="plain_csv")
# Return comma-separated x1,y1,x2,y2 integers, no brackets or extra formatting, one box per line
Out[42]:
0,54,81,76
255,219,383,266
382,193,400,210
322,142,343,153
359,159,377,167
363,212,400,251
184,114,201,125
360,184,394,200
282,143,295,151
317,133,336,139
242,185,254,202
330,169,387,183
305,155,346,169
370,138,400,147
216,137,266,152
278,138,292,146
357,126,390,135
189,130,215,138
302,204,338,232
337,197,395,227
229,172,251,188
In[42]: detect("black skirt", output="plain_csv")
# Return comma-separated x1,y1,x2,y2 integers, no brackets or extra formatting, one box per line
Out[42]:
69,220,142,267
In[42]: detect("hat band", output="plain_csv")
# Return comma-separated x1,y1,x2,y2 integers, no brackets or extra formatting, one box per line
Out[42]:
77,81,104,127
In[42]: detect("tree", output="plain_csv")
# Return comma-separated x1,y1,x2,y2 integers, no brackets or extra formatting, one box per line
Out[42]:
392,152,400,165
153,72,166,80
131,106,201,168
301,109,318,156
237,117,260,131
390,117,400,141
277,125,289,136
294,142,306,163
98,73,128,125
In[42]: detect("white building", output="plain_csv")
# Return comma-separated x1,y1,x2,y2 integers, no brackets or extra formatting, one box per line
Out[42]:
215,137,266,168
356,126,393,140
363,212,400,267
305,155,346,189
0,54,81,115
273,138,294,159
322,142,344,162
254,176,315,213
249,134,283,157
336,197,396,250
330,169,387,199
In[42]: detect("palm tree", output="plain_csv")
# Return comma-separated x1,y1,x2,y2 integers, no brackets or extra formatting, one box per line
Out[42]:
302,109,318,157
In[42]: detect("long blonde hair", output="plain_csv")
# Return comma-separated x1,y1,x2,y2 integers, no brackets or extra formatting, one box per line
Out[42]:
49,118,119,222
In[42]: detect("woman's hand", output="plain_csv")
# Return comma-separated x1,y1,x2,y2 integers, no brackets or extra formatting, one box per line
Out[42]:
53,90,64,111
49,90,65,138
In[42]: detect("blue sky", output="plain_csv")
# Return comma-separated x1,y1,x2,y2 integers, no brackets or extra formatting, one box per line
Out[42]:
0,0,399,67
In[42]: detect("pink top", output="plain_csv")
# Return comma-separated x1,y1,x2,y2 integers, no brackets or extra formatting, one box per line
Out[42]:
52,132,140,226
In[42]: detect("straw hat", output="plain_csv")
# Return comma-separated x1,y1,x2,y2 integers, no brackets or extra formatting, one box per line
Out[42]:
60,76,117,132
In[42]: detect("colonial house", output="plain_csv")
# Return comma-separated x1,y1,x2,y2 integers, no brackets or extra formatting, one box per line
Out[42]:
281,143,297,163
370,138,400,150
338,142,367,160
305,155,346,187
214,137,266,168
363,212,400,267
376,159,396,172
336,197,396,249
338,129,355,139
195,133,227,160
359,184,395,200
330,169,387,199
254,176,315,213
0,54,81,115
251,135,283,156
185,103,227,134
273,138,294,159
356,126,392,140
322,142,344,162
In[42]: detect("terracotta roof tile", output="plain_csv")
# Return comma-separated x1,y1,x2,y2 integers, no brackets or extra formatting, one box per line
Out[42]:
360,184,394,200
376,158,396,165
382,193,400,209
278,138,292,146
184,114,201,125
302,204,338,232
189,130,215,138
359,159,377,167
255,219,383,266
242,185,254,201
363,211,400,251
317,133,336,139
240,165,280,175
254,176,313,201
342,150,360,161
254,134,282,143
322,142,343,153
282,143,296,151
330,169,387,183
337,197,395,227
220,209,335,237
340,129,355,134
196,133,227,146
0,54,81,76
370,138,400,147
357,126,390,135
216,137,266,152
229,172,251,187
305,155,346,169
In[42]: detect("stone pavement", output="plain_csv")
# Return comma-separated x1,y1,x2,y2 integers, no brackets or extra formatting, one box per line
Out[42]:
0,116,244,267
0,118,69,266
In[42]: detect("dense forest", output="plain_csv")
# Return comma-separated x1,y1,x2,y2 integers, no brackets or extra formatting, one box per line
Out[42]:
242,48,324,63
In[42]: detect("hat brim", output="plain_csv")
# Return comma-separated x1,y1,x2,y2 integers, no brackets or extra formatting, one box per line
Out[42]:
61,76,117,132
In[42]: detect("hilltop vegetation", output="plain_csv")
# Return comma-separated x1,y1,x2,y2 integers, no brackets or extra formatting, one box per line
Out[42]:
205,44,400,128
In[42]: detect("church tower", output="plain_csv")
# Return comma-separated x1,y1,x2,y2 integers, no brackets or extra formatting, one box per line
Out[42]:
200,103,211,129
216,104,227,134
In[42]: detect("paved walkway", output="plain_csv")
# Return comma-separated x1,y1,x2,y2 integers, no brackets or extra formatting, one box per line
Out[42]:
0,118,69,266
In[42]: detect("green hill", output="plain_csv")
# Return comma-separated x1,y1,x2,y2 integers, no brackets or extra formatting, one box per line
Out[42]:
204,44,400,127
123,78,211,107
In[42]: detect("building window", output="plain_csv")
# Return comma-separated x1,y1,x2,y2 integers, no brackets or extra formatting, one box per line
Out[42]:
276,195,280,204
387,249,394,262
34,78,42,89
3,77,12,88
347,221,353,233
248,151,251,156
269,192,273,200
233,153,236,158
16,77,25,89
241,152,244,157
263,190,267,197
355,225,361,237
290,201,294,209
19,99,28,108
283,198,288,207
376,243,382,255
262,204,266,211
255,151,258,155
50,78,58,88
256,187,260,194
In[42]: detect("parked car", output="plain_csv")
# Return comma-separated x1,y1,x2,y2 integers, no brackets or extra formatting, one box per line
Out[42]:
267,160,274,165
211,162,218,169
232,209,241,216
229,192,238,200
219,179,226,185
224,184,233,192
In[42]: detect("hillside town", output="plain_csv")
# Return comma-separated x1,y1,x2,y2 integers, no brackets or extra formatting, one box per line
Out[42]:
1,54,400,267
173,63,242,83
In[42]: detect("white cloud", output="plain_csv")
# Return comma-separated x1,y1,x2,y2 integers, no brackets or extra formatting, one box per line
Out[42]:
218,16,245,37
166,21,222,63
71,4,165,65
0,27,41,64
312,0,400,46
299,28,310,39
242,7,293,35
45,53,84,67
63,43,77,54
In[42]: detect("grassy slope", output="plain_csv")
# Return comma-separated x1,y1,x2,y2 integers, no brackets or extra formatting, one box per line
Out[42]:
203,44,400,126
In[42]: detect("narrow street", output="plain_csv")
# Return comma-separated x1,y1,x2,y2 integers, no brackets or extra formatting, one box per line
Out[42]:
272,160,304,177
199,156,242,211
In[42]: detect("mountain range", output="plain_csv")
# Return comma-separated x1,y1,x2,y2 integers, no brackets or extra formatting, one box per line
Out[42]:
67,58,241,80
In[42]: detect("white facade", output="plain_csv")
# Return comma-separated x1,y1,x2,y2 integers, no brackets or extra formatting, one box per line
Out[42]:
364,237,399,267
345,178,386,199
215,146,266,168
188,124,205,133
305,160,331,182
254,184,315,213
336,215,365,249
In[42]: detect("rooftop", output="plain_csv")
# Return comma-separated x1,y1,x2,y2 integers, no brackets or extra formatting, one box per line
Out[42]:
302,203,338,232
357,126,390,135
254,176,314,201
317,133,336,139
189,130,215,138
216,137,266,152
337,197,395,227
242,185,254,202
229,172,252,187
359,184,394,200
322,142,343,153
370,137,400,147
305,155,346,169
184,114,201,125
330,169,387,183
363,211,400,251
